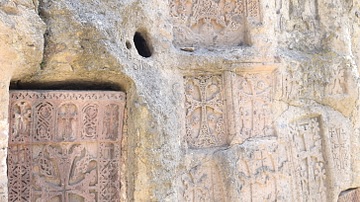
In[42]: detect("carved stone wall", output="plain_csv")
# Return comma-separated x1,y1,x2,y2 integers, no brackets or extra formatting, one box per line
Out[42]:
184,69,275,149
8,91,125,202
0,0,359,201
169,0,261,47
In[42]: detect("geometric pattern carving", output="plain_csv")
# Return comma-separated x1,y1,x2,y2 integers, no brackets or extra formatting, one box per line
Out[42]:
8,91,126,202
289,116,327,201
169,0,261,47
184,75,227,149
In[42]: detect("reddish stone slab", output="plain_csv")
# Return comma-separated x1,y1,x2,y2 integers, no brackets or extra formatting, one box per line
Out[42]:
338,189,360,202
8,90,125,202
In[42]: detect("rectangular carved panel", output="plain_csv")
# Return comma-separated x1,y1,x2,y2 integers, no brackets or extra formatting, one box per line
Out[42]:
169,0,261,47
227,72,275,144
235,143,280,201
289,116,327,201
8,91,125,202
180,161,225,201
184,75,228,149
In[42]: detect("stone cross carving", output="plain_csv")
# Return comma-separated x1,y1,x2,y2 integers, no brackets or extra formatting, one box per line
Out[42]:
236,146,277,201
289,117,327,201
184,75,227,149
8,91,125,202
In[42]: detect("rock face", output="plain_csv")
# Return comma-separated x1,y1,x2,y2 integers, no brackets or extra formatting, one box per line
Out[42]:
0,0,360,201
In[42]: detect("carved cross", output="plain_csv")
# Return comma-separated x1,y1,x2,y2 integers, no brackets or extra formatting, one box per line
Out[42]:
294,118,325,197
185,76,223,147
330,127,347,169
33,145,96,201
58,103,77,141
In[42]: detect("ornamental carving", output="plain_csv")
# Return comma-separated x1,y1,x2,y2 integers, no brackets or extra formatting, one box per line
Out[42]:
184,75,227,149
180,162,225,201
329,127,350,172
289,116,327,201
170,0,261,47
228,72,274,144
8,91,125,202
236,146,278,201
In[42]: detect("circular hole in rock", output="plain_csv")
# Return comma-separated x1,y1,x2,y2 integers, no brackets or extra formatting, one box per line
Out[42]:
126,40,132,49
133,32,152,58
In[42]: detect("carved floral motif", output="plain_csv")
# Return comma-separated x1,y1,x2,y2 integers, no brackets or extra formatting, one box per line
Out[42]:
32,144,97,201
169,0,261,47
184,75,227,149
8,91,125,202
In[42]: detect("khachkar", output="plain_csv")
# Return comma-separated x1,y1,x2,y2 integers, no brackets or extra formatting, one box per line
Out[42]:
8,91,125,202
184,75,227,149
184,69,275,149
169,0,261,47
225,70,275,145
289,116,327,201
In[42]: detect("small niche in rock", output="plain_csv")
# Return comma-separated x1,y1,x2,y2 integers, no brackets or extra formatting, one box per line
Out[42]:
133,32,152,58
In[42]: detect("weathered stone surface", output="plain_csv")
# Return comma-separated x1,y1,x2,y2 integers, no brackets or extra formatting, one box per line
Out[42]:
0,0,359,201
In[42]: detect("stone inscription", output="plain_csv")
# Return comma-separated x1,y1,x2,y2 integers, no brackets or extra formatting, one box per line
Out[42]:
184,75,227,149
289,116,327,201
8,91,125,202
169,0,261,47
